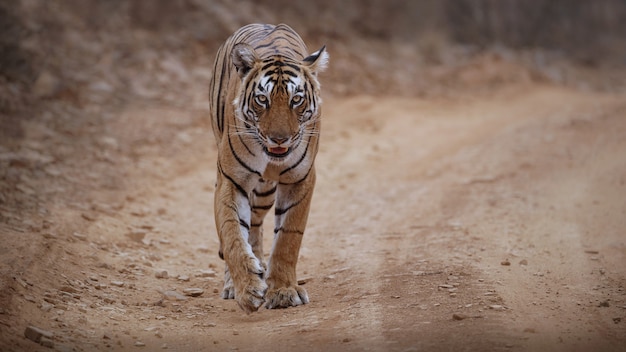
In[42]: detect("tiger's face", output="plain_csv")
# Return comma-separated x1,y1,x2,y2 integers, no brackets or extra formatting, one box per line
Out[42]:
232,44,329,160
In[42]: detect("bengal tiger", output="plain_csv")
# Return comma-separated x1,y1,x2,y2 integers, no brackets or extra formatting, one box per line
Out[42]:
208,23,328,313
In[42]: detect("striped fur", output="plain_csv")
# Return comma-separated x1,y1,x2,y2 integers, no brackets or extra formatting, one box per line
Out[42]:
208,24,328,313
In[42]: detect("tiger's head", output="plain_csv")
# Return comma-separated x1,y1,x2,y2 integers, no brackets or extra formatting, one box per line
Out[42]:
231,44,329,160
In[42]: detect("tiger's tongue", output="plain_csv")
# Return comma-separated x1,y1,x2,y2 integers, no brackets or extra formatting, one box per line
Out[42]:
269,147,289,155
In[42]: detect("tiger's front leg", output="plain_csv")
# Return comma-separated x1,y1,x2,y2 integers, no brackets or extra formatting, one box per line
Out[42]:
214,167,267,313
265,168,315,309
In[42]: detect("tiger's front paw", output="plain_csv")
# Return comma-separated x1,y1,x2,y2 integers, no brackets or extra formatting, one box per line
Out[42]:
232,257,268,313
265,285,309,309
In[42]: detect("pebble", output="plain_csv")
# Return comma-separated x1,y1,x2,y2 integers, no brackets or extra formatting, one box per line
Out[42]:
24,325,54,344
111,281,125,287
195,269,217,278
41,302,54,312
155,270,168,279
135,341,146,347
500,259,511,266
72,232,88,241
438,284,454,289
452,313,468,320
81,213,96,221
177,275,190,282
183,288,204,297
127,230,148,243
298,276,313,285
489,305,504,311
161,290,188,301
519,259,528,266
32,71,60,98
59,285,79,294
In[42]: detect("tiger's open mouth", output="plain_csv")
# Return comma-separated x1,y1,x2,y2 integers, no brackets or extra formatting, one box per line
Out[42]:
265,146,291,158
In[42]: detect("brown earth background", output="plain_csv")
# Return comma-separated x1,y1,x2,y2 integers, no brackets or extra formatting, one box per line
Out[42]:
1,1,626,351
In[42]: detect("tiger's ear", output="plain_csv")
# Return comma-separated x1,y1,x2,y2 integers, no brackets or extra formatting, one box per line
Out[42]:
303,45,329,74
232,43,259,78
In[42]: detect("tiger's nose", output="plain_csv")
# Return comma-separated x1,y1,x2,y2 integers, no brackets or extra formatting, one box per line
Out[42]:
269,136,288,145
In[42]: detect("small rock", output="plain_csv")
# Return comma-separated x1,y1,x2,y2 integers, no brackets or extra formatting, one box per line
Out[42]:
584,249,599,254
41,301,54,312
197,245,210,253
161,343,168,349
438,284,454,289
598,300,610,308
155,270,168,279
32,71,60,98
195,269,217,278
161,290,188,301
135,341,146,347
519,259,528,266
81,213,96,221
613,317,621,324
127,230,148,243
40,337,55,348
59,285,78,294
297,276,313,285
452,313,468,321
177,275,190,282
24,325,54,343
111,281,125,287
183,288,204,297
500,259,511,266
23,294,36,303
72,232,88,241
489,305,504,311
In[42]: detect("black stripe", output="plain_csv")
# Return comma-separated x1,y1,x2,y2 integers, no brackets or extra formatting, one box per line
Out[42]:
283,62,301,72
251,222,263,227
229,136,262,177
254,37,281,50
217,57,227,134
237,127,256,157
280,136,310,176
275,195,306,216
239,218,250,230
274,227,304,235
218,163,248,198
253,204,274,211
279,162,313,185
253,186,277,197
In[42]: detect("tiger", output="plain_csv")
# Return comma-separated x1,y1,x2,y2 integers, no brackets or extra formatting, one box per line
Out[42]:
208,23,328,313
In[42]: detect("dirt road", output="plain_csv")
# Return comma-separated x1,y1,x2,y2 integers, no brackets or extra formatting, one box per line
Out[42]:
1,82,625,351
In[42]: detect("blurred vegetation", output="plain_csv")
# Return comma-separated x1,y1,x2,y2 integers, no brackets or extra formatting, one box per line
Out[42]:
1,0,625,125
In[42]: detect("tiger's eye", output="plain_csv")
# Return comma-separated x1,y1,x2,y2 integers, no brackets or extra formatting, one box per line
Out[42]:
255,95,268,105
291,95,302,106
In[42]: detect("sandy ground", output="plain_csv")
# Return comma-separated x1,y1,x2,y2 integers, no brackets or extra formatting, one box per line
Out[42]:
1,79,626,351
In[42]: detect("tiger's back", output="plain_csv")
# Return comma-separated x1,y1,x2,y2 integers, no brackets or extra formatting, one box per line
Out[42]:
207,23,328,313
